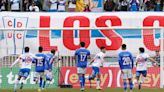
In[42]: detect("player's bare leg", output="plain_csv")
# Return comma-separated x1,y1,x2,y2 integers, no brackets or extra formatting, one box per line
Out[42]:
139,76,146,90
14,76,21,92
20,77,26,89
136,76,141,90
96,74,102,90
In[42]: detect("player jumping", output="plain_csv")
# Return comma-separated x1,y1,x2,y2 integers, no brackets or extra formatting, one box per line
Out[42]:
88,46,106,90
10,47,42,92
75,42,90,91
118,44,134,92
33,46,47,92
136,47,158,90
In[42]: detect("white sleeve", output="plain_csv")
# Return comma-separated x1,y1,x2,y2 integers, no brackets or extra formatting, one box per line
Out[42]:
29,6,33,11
35,6,39,12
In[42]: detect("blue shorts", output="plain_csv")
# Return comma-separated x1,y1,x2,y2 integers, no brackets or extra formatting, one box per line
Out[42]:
18,68,30,78
92,67,100,76
136,70,147,77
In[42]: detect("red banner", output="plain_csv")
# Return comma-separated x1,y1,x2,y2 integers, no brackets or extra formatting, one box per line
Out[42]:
60,67,160,88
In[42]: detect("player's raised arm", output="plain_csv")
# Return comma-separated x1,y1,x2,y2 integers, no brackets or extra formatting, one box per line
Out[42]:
10,56,22,69
148,57,159,65
89,55,96,65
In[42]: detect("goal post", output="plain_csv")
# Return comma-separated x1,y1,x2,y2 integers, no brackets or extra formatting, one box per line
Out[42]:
0,27,163,89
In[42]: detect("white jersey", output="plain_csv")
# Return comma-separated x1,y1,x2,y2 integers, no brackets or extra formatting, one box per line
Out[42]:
50,0,58,10
58,0,66,11
136,53,150,71
12,53,41,69
92,52,106,67
10,0,20,10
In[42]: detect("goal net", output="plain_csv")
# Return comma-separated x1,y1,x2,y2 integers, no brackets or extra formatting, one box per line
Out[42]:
0,28,163,89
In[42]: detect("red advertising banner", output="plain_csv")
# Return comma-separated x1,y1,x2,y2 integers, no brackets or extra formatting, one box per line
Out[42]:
60,67,160,88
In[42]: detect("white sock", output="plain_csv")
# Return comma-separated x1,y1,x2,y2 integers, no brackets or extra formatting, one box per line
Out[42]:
141,77,145,83
14,80,19,91
96,79,100,88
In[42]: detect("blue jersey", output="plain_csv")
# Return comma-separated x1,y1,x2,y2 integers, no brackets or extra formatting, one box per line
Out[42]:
118,51,134,70
45,53,54,70
75,48,90,68
34,53,47,72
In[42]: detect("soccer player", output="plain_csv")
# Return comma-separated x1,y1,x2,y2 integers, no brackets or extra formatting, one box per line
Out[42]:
88,46,106,90
45,49,56,84
10,47,42,92
136,47,158,90
118,44,134,92
75,42,90,91
33,46,47,91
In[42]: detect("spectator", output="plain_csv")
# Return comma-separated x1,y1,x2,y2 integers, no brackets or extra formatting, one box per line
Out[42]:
0,0,8,11
83,4,91,12
76,0,85,12
154,0,163,11
43,0,50,11
34,0,43,10
90,0,104,12
49,0,58,12
10,0,20,11
145,0,155,11
58,0,66,12
68,0,76,12
119,0,129,11
129,0,140,11
29,2,39,12
23,0,30,11
104,0,116,11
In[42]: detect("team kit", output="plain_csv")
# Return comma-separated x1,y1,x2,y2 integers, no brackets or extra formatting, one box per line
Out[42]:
10,42,159,92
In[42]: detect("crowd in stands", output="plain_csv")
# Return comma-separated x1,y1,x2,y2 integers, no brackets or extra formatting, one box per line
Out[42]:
0,0,163,12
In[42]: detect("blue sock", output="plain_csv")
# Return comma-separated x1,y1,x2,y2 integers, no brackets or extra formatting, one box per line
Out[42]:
129,81,133,90
39,78,43,88
79,75,83,88
82,76,85,87
123,81,127,91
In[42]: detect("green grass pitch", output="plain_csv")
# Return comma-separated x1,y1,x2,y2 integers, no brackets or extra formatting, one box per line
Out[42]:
1,88,164,92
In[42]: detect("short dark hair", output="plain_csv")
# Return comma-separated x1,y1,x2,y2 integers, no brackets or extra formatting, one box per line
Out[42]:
122,44,126,50
51,49,56,54
24,47,29,53
38,46,43,52
100,46,105,50
139,47,145,53
80,42,85,47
